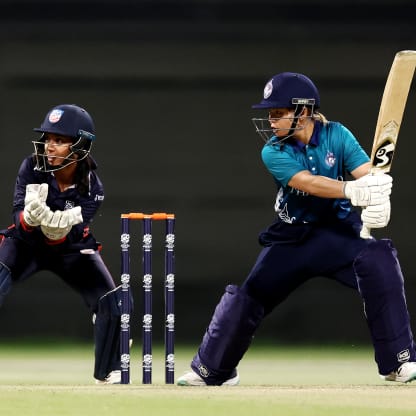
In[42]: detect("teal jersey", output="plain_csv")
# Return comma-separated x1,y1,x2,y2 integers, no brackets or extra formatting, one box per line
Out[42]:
261,121,369,224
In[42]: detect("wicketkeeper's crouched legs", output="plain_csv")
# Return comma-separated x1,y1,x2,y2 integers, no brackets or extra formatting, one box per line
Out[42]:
93,286,131,381
191,284,264,385
354,239,416,375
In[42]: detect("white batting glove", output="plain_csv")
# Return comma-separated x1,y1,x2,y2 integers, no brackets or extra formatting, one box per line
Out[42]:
343,174,392,206
23,199,52,227
361,200,391,229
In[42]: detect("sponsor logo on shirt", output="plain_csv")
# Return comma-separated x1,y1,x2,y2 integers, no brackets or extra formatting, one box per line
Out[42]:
64,200,75,210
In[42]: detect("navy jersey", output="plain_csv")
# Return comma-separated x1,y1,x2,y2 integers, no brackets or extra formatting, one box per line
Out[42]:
9,155,104,247
261,121,369,223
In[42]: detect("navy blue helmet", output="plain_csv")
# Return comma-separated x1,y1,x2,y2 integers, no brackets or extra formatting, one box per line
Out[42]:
252,72,320,110
33,104,96,172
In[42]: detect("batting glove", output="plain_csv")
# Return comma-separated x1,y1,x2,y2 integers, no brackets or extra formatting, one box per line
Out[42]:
343,173,392,206
361,200,391,229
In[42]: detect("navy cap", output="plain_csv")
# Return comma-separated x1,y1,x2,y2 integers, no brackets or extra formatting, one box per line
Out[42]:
34,104,95,139
252,72,320,109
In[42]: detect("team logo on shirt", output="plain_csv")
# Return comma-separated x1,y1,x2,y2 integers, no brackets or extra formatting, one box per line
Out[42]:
48,109,64,123
325,151,336,167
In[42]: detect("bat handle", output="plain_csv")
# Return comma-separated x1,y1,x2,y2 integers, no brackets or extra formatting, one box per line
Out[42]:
360,223,372,239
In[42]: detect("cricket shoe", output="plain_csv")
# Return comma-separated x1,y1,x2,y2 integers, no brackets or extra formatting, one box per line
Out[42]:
380,362,416,383
177,370,239,386
95,370,121,385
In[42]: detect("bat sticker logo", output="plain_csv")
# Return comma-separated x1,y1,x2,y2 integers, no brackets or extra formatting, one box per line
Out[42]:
373,139,395,169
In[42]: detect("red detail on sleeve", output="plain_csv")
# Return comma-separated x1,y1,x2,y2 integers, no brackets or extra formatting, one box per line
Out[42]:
83,226,90,239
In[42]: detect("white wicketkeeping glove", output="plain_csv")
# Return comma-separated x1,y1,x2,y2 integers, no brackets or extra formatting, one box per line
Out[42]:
40,207,83,241
23,199,52,227
62,206,83,227
22,183,50,227
24,183,48,205
40,206,83,228
343,173,392,206
361,200,391,229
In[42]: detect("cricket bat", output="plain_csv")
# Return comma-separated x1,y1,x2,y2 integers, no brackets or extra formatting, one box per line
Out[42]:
360,50,416,239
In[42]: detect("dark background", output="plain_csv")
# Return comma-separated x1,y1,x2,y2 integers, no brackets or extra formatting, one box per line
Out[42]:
0,0,415,346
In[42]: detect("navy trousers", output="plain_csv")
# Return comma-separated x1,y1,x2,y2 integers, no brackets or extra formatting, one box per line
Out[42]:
0,235,115,312
192,212,416,382
241,214,415,375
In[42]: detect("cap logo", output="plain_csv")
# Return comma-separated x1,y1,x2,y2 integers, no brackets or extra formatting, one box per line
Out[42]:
49,109,64,123
263,80,273,99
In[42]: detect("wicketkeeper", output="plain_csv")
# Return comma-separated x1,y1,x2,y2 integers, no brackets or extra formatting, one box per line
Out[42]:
178,72,416,386
0,104,126,384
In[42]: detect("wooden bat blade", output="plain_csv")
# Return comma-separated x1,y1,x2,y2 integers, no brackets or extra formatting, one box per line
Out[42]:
370,50,416,173
360,51,416,239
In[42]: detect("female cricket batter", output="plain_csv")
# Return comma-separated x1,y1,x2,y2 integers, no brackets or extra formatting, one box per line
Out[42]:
178,72,416,386
0,104,123,384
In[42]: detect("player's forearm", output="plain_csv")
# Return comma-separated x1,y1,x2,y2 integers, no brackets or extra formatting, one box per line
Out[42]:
288,171,345,198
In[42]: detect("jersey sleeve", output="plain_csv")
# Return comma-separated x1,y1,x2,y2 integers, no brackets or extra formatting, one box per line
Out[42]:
79,174,104,224
66,171,105,242
261,144,305,188
337,123,370,173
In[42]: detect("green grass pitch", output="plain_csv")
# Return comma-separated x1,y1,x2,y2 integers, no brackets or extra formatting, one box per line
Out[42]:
0,341,414,415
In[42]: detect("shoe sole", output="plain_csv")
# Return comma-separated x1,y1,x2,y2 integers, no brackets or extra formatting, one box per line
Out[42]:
177,376,240,386
381,373,416,383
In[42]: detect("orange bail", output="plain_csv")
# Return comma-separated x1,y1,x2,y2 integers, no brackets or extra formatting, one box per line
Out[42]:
121,212,175,220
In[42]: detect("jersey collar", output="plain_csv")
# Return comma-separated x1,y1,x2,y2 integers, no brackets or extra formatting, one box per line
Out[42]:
291,121,322,152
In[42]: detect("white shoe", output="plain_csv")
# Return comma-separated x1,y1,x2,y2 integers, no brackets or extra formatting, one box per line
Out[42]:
381,362,416,383
95,370,121,384
177,370,239,386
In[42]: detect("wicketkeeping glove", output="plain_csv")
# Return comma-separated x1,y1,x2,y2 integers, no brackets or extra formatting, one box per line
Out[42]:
23,199,52,227
343,173,392,206
22,183,51,227
24,183,48,205
40,207,83,241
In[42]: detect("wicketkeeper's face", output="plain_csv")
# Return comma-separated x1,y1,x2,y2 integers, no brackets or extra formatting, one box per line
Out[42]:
43,133,77,167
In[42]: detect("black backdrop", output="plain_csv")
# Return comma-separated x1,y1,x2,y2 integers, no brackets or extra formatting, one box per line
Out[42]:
0,0,415,344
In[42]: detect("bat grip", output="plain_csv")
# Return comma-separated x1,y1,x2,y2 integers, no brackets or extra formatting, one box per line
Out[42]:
360,223,372,239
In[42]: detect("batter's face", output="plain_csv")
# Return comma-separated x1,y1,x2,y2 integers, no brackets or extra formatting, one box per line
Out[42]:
43,133,75,167
268,108,296,137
